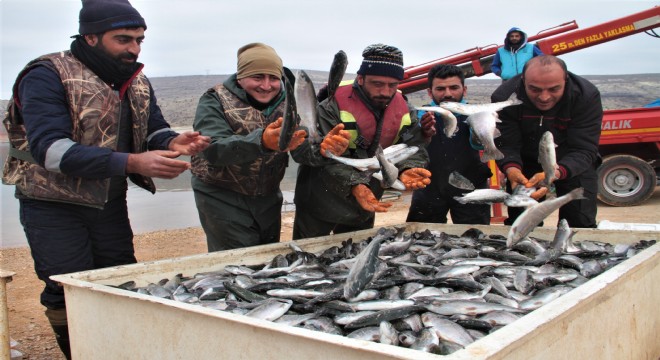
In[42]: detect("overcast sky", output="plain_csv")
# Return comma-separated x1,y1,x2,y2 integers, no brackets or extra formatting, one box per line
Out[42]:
1,0,659,99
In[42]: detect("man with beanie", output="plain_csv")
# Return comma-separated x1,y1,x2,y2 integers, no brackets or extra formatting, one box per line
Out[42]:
2,1,210,358
491,27,544,81
190,42,349,251
293,44,431,239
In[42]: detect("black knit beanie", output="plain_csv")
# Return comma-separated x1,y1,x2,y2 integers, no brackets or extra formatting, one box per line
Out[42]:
78,0,147,35
356,44,404,80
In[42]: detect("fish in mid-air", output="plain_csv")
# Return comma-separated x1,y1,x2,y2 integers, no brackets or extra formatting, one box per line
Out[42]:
448,171,475,190
507,187,586,248
465,111,504,162
437,93,522,116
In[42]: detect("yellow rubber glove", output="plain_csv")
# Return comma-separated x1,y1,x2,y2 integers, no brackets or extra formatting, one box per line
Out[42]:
352,184,392,212
320,124,351,157
400,168,432,190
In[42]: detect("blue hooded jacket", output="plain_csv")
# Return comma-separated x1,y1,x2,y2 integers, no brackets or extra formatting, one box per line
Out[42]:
491,27,543,80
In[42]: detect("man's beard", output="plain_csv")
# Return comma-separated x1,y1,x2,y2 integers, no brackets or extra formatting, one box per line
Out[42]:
370,95,393,110
91,43,139,74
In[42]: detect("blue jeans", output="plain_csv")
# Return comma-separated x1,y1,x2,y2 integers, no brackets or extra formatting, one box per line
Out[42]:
19,196,136,309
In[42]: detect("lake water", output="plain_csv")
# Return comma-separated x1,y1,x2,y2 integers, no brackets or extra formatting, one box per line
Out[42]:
0,142,298,248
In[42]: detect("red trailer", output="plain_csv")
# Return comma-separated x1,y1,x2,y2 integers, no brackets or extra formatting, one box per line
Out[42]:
399,6,660,207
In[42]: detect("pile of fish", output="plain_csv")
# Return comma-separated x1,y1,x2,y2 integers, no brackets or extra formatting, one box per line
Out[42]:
115,226,655,355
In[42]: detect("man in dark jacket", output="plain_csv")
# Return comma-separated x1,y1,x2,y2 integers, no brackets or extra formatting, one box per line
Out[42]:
293,44,431,239
492,55,602,228
1,1,210,358
491,27,543,81
406,64,493,224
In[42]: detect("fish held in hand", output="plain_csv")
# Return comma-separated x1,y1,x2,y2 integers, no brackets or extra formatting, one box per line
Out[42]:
278,77,300,151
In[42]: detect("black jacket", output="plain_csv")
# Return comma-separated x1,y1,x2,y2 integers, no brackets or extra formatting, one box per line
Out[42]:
491,72,602,178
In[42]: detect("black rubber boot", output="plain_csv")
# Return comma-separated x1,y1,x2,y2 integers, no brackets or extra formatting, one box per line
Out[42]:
45,308,72,360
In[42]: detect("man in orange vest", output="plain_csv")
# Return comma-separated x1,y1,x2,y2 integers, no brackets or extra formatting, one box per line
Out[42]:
293,44,431,239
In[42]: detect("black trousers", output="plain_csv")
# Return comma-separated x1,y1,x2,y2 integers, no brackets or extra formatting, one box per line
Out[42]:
19,196,136,309
406,187,491,225
292,210,375,240
504,166,598,228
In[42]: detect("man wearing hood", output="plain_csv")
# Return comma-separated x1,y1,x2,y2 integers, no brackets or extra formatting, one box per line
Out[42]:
491,27,544,81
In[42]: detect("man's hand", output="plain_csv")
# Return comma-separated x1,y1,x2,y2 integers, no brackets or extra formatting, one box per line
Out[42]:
400,168,431,190
262,118,284,151
169,131,211,156
286,129,307,152
126,150,190,179
351,184,392,212
261,118,307,152
320,123,351,157
505,167,528,190
420,112,436,138
525,172,549,200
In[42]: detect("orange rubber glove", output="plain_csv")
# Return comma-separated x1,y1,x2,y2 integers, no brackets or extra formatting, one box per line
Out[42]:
525,172,549,200
352,184,392,212
529,187,549,200
320,123,351,157
262,118,284,151
400,168,432,190
261,118,306,152
505,167,528,190
286,129,307,152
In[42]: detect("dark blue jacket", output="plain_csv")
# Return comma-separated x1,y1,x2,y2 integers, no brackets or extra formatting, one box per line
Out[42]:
18,65,176,180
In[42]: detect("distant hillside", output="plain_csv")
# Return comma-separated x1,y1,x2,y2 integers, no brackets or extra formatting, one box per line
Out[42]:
152,72,659,128
2,73,659,132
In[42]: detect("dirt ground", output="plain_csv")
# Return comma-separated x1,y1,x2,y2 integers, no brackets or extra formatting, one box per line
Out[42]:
3,189,660,359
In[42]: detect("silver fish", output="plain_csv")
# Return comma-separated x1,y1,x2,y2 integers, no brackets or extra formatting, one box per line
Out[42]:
454,188,510,205
423,299,524,316
507,187,586,248
374,145,403,190
550,218,580,253
327,144,418,171
504,194,539,208
410,327,441,353
538,131,558,187
295,70,320,143
448,171,475,190
415,106,458,137
465,111,504,162
346,326,381,341
343,235,386,299
245,299,292,321
437,93,522,116
519,286,572,311
421,312,474,347
379,321,399,345
278,76,299,151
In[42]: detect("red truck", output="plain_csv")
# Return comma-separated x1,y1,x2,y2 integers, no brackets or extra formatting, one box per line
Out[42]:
399,6,660,207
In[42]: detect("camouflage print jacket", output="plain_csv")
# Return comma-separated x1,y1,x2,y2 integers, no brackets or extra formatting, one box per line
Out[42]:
190,74,288,196
2,51,173,208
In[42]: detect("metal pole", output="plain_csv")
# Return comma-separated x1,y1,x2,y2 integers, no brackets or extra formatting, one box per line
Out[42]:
0,270,15,360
